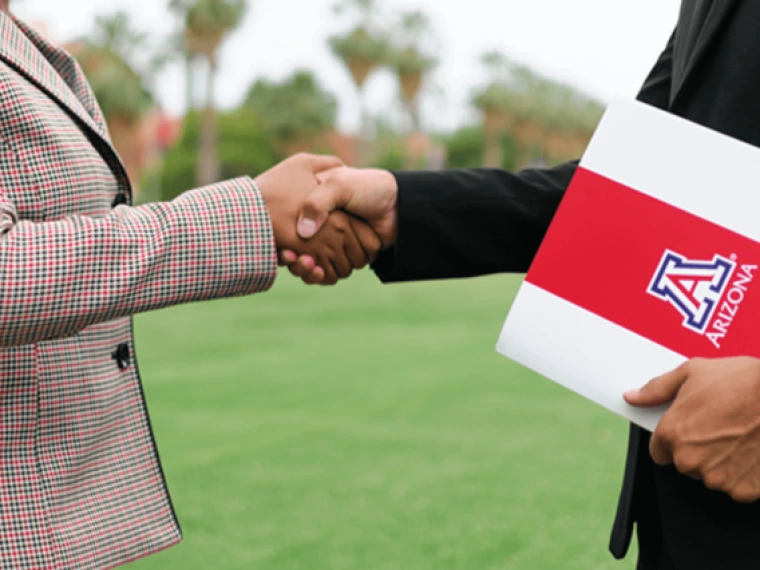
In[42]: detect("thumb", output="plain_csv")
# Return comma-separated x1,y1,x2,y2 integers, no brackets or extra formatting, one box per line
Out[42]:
624,362,689,407
297,177,353,239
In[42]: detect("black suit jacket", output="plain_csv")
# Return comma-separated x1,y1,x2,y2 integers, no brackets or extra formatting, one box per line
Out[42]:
374,1,760,567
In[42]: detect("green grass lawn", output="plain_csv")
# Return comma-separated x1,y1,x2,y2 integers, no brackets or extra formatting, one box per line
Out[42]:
128,270,637,570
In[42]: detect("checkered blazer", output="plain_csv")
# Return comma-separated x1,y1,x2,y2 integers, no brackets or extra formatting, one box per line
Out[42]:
0,13,277,570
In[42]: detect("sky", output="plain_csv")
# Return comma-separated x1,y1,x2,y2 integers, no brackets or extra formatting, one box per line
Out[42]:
15,0,682,134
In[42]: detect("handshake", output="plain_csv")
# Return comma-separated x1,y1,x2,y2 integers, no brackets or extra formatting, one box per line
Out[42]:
255,153,399,285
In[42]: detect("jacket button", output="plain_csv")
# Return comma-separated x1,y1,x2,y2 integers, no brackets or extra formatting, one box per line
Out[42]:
112,194,128,208
112,342,130,370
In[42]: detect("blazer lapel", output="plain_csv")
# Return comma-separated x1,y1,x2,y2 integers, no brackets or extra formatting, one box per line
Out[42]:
671,0,740,105
0,13,109,142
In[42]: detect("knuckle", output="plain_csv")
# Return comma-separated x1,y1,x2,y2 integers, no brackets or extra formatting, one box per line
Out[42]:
319,172,336,186
650,452,669,467
703,471,728,491
304,271,321,285
330,214,349,232
729,486,759,504
367,235,382,255
332,171,349,189
656,419,678,447
649,438,667,464
687,358,705,370
335,262,350,278
320,267,336,284
673,450,700,475
650,424,677,466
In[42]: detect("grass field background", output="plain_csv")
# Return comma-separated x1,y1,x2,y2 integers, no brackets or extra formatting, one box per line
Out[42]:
128,270,637,570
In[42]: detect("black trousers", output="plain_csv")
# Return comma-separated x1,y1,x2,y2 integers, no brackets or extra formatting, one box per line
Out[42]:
635,456,677,570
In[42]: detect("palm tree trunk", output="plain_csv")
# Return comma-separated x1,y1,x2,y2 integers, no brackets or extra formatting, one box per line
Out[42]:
357,84,371,166
185,53,195,111
483,134,503,168
405,99,421,133
402,99,422,169
110,118,142,195
482,108,510,167
197,55,220,186
399,72,423,133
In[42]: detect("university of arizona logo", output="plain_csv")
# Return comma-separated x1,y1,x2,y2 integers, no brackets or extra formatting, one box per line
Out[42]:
647,250,735,334
648,249,758,348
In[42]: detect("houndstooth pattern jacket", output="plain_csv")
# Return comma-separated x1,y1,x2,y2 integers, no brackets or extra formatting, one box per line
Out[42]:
0,13,277,570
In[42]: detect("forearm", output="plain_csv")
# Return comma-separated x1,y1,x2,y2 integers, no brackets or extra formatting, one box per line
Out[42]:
373,161,577,282
0,177,276,346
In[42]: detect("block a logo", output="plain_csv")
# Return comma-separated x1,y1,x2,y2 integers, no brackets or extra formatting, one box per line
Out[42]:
647,250,735,334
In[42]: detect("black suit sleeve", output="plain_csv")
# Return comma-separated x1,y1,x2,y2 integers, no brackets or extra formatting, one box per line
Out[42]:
373,30,676,283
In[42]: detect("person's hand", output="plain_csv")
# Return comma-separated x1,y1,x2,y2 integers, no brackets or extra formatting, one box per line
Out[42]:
278,167,399,284
284,210,382,284
256,154,383,285
625,357,760,503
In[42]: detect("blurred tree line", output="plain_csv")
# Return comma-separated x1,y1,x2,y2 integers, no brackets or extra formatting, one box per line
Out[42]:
69,0,605,203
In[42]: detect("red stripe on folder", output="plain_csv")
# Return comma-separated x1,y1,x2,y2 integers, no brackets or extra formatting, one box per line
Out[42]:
526,167,760,358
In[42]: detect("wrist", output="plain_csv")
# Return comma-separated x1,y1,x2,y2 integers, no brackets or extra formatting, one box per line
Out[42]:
252,176,285,246
252,176,270,205
385,170,400,248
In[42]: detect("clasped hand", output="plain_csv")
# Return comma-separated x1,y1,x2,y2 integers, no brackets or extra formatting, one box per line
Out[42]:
255,153,398,285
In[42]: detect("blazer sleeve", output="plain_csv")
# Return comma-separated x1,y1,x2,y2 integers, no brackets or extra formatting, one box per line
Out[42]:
0,167,277,347
373,29,676,283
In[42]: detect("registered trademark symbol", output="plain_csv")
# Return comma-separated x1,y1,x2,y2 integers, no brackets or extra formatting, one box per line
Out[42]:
731,254,738,261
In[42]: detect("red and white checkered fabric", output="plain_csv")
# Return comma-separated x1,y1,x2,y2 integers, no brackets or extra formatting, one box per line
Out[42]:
0,13,277,569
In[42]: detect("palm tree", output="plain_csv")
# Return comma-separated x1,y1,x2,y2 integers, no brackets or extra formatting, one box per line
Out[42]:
72,12,155,187
168,0,199,113
518,72,604,165
508,63,551,166
328,0,389,165
91,11,148,62
244,70,338,154
182,0,248,186
472,51,518,167
473,51,604,168
389,10,437,134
